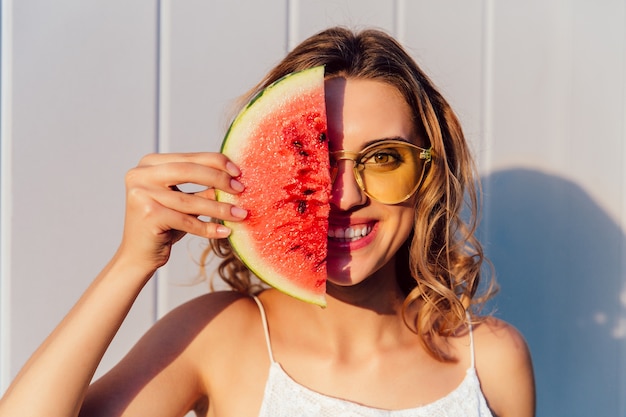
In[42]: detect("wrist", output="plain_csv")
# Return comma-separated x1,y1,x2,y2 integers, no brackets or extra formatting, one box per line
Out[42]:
104,248,159,288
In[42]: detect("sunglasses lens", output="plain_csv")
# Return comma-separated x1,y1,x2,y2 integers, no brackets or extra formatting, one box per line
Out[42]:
329,141,431,204
358,142,428,204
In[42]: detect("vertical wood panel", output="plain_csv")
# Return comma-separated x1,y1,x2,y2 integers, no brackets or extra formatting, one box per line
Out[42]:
401,0,486,157
484,1,626,416
489,0,624,222
621,8,626,408
158,0,289,314
0,0,15,391
2,0,159,384
289,0,396,47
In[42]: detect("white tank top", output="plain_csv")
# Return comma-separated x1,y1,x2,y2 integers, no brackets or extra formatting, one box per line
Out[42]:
253,296,494,417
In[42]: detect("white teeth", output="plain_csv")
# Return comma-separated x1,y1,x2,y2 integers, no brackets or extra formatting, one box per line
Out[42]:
328,225,372,241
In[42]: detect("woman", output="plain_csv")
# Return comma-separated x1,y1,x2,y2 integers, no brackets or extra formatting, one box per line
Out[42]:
0,27,535,416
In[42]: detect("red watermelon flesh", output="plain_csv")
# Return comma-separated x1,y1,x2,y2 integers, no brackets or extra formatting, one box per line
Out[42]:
216,66,329,306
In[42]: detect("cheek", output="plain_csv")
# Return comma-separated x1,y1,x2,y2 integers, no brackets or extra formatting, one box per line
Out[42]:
385,206,415,246
397,204,416,231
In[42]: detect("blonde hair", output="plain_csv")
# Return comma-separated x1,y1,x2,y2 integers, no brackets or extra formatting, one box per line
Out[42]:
203,27,496,360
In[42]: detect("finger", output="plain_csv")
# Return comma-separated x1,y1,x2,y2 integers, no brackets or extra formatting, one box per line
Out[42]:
127,162,244,196
196,187,216,200
148,202,233,239
137,152,240,176
151,186,248,222
170,215,233,239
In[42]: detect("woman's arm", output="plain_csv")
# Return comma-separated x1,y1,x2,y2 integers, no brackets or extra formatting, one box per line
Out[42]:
79,290,247,417
475,318,536,417
0,153,246,417
1,254,158,417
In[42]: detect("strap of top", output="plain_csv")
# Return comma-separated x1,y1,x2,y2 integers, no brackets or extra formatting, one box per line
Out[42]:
466,311,476,369
252,295,275,363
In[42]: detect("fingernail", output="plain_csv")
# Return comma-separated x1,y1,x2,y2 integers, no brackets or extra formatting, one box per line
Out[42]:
216,225,231,236
226,161,241,177
230,178,244,192
231,206,248,219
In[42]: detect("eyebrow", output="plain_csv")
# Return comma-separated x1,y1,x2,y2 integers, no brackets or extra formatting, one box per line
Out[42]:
362,136,412,148
330,136,413,152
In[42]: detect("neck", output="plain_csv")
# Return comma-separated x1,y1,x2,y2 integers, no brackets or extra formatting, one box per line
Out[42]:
306,262,415,354
261,259,420,360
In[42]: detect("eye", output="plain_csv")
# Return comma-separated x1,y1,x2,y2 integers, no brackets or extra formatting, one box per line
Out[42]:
370,152,395,164
362,147,403,171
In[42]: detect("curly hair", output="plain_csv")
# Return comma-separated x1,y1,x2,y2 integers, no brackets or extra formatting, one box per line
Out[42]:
202,26,496,361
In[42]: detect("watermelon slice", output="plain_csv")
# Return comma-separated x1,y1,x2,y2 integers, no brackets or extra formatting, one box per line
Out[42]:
216,66,330,307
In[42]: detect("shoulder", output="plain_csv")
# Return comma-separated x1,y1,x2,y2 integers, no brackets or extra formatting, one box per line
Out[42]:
158,290,270,387
150,290,258,335
161,290,263,348
472,317,531,365
472,317,536,417
130,290,266,373
175,291,271,410
123,291,262,367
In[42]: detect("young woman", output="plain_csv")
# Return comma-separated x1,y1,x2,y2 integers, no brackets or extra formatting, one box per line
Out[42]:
0,27,535,417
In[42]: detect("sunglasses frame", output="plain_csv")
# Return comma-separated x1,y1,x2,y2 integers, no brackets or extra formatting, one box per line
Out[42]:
330,139,432,204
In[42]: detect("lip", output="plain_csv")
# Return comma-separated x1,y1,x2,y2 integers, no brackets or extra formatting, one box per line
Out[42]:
327,219,377,251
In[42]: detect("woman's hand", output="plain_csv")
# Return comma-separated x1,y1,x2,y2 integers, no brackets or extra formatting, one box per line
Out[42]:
118,152,247,273
0,152,247,417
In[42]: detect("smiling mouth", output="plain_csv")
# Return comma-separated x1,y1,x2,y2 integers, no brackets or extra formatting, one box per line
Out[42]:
327,224,373,242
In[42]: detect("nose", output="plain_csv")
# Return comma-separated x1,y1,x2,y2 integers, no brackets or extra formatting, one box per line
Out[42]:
330,160,367,210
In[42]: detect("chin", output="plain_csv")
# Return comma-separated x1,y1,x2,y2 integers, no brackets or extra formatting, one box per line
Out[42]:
326,269,356,287
325,264,357,286
326,259,379,287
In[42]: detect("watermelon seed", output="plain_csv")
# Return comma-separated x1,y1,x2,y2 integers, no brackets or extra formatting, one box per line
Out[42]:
303,189,315,195
319,132,327,142
299,150,309,157
292,140,303,148
297,200,307,214
315,259,326,272
289,245,302,251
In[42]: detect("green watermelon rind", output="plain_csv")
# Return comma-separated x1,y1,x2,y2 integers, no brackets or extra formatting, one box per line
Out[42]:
219,66,325,157
216,66,327,307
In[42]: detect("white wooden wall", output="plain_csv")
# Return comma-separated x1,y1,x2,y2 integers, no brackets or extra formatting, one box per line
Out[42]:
1,1,625,416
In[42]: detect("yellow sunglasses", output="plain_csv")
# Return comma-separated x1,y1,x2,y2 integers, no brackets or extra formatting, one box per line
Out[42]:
330,139,432,205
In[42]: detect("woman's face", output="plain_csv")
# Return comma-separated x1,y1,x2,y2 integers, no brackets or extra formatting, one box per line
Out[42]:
325,77,420,287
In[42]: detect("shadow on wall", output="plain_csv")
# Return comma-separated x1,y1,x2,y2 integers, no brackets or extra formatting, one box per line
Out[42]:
480,168,625,417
